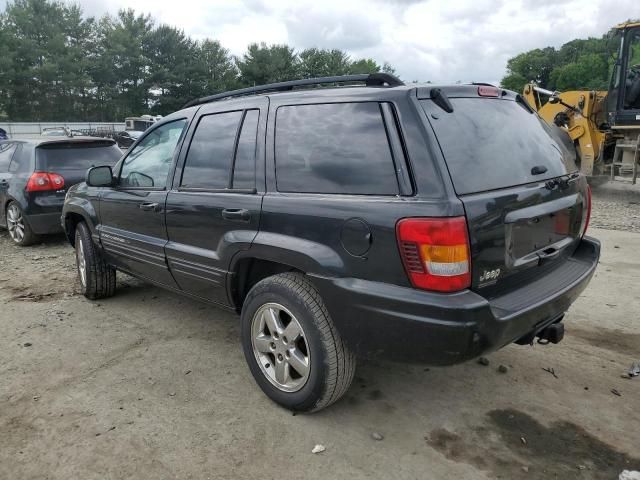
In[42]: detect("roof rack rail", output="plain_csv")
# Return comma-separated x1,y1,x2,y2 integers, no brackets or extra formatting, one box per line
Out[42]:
183,73,404,108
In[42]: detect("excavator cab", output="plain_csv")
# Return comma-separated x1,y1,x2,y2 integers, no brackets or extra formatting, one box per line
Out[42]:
607,23,640,127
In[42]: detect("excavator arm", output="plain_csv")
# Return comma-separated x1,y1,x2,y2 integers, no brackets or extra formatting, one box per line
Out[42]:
522,83,608,176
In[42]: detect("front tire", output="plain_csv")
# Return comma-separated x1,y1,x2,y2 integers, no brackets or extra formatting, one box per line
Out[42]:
241,273,356,412
75,222,116,300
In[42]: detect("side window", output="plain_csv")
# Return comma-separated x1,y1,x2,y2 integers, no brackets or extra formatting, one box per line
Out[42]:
120,119,187,188
232,110,259,189
0,143,16,173
275,103,399,195
181,111,243,189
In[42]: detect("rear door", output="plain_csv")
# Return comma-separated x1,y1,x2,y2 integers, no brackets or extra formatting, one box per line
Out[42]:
419,88,590,295
98,119,188,286
165,97,266,305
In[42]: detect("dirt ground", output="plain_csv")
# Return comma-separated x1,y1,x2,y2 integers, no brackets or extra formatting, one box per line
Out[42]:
1,182,639,480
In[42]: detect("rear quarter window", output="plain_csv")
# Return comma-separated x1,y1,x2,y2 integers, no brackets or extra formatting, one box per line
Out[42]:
421,98,578,195
36,142,122,171
275,102,399,195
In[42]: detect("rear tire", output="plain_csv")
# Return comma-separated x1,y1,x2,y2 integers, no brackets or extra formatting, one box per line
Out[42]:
6,201,38,246
241,272,356,412
75,222,116,300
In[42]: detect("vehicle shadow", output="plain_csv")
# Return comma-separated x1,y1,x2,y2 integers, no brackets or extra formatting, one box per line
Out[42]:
0,229,68,247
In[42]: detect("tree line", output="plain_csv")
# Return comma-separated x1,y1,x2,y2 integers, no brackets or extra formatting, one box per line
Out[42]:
500,29,628,93
0,0,396,122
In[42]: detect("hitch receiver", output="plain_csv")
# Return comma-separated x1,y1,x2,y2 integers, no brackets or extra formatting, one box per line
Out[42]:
536,322,565,345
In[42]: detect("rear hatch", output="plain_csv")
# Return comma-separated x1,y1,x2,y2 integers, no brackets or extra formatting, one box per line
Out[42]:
36,140,122,188
419,86,590,296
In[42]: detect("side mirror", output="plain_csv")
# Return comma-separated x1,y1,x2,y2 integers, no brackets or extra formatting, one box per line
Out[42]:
86,165,114,187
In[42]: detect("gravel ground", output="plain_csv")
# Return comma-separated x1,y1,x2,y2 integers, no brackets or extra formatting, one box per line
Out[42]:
0,182,639,479
591,181,640,233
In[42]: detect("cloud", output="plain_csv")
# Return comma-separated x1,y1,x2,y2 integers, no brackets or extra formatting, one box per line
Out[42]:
285,9,383,50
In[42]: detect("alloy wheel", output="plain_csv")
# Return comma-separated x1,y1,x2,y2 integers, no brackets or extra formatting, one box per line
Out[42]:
6,204,25,243
76,236,87,287
251,303,311,392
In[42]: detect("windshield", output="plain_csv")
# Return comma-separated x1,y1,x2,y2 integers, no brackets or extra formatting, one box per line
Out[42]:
421,98,578,195
36,142,122,171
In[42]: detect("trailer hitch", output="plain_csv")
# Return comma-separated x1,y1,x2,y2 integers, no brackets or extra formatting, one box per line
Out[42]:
536,322,565,345
514,316,565,346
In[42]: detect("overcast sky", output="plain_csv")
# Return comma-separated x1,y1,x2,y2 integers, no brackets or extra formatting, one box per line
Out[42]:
3,0,638,84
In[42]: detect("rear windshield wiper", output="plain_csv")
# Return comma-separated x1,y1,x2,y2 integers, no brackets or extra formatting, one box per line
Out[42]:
545,172,580,190
430,88,454,113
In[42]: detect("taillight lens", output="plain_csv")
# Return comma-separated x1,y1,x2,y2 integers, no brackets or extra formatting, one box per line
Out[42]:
580,185,592,237
396,217,471,292
26,172,65,192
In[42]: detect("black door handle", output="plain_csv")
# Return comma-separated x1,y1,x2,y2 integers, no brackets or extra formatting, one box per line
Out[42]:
222,208,250,221
139,202,159,212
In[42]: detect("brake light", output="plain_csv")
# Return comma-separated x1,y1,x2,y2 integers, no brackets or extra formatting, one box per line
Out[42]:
478,85,500,97
580,185,592,237
25,172,65,192
396,217,471,292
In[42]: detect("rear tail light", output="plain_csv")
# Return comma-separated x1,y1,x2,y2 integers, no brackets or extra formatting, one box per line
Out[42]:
26,172,65,192
396,217,471,292
580,185,592,237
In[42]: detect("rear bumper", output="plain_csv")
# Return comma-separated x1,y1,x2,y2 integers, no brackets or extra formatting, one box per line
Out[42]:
25,212,64,235
311,236,600,365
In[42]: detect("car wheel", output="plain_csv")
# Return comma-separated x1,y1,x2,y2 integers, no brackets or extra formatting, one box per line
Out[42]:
241,272,356,412
6,201,38,246
75,221,116,300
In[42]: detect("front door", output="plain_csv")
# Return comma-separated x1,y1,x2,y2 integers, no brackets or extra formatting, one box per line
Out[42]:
98,118,188,287
165,98,266,305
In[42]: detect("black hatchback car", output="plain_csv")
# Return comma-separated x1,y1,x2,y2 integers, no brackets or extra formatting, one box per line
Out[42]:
62,74,600,412
0,137,122,245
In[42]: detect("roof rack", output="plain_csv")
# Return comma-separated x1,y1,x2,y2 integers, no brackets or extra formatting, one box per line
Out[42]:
183,73,404,108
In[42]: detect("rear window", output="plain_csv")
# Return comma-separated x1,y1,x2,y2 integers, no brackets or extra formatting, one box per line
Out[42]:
36,142,122,171
421,98,578,195
275,102,399,195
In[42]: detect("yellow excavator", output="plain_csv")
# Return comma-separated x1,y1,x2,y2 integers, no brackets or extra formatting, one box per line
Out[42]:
522,21,640,183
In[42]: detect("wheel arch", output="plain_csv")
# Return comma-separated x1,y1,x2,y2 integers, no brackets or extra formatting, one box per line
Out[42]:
3,195,24,216
228,233,344,312
62,204,97,247
63,211,87,246
229,256,304,312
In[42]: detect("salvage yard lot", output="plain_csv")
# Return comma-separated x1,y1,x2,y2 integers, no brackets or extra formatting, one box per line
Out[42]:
1,184,639,480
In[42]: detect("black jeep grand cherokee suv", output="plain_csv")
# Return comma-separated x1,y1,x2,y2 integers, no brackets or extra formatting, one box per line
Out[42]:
62,74,599,412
